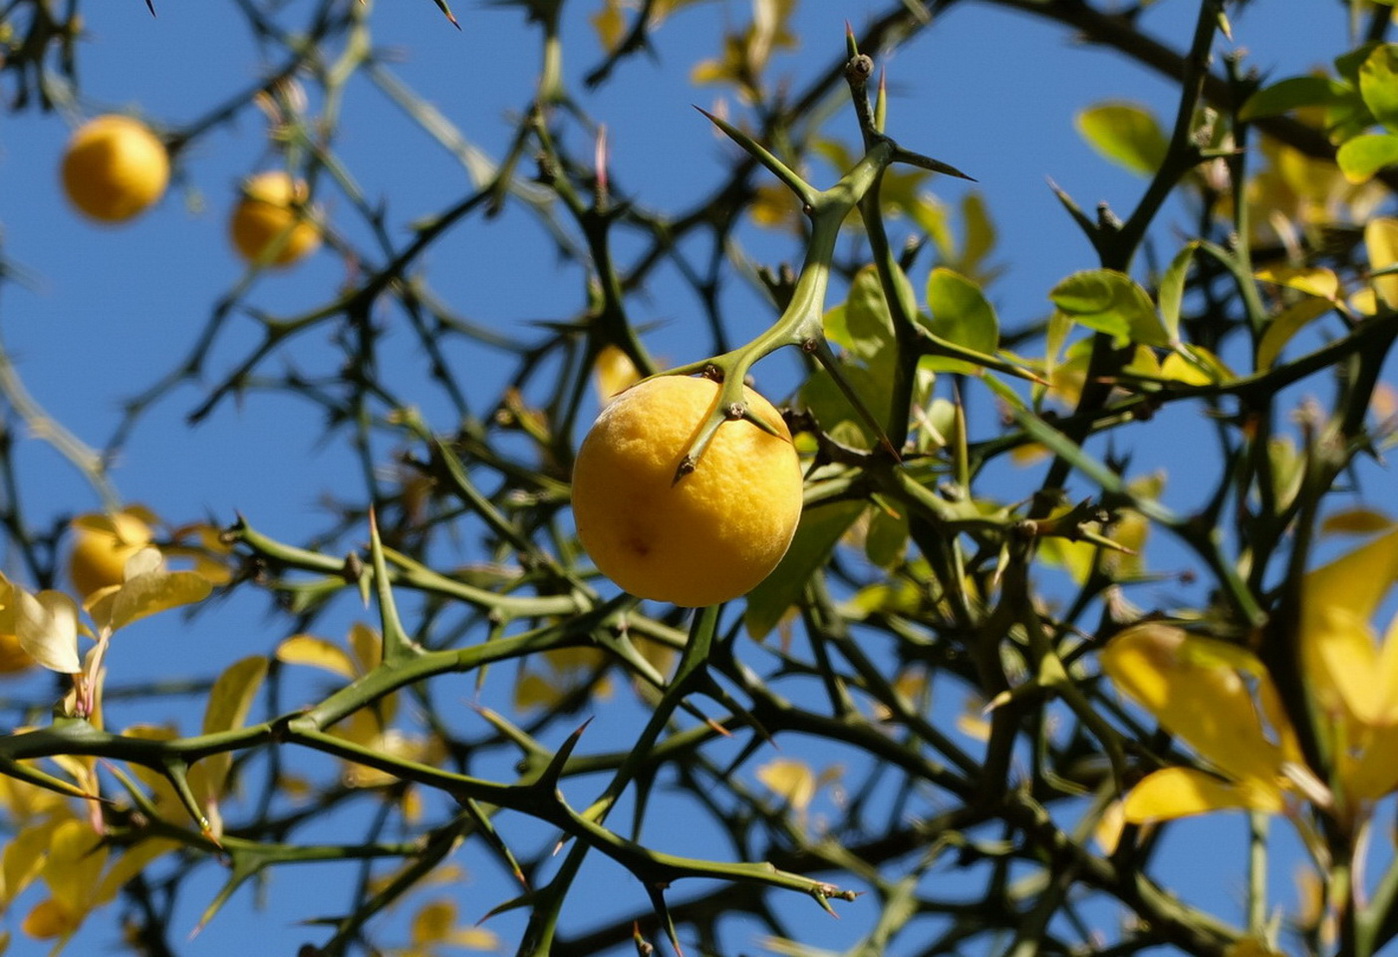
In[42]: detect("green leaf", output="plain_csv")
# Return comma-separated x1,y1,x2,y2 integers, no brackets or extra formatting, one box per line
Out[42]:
744,502,864,640
1239,75,1351,120
1327,96,1379,144
1336,132,1398,183
959,191,996,273
1075,102,1169,175
1336,42,1382,85
825,265,896,374
1359,44,1398,130
1156,243,1196,345
1049,270,1170,347
864,501,908,568
925,267,999,357
799,362,893,451
1051,271,1115,314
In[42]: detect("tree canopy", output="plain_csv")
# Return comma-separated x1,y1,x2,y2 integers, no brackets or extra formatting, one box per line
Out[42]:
0,1,1397,955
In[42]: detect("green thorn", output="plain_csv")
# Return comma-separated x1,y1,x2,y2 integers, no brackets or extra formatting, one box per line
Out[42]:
693,106,817,208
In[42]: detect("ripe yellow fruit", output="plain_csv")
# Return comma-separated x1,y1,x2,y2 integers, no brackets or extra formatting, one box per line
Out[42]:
60,115,170,223
571,375,803,607
229,171,321,268
69,511,153,599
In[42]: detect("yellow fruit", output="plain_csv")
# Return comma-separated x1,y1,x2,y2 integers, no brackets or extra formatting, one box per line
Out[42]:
229,171,321,267
60,115,170,223
571,375,803,607
69,511,153,599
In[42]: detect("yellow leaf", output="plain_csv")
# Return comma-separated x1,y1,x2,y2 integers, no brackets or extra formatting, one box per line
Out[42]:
348,622,382,673
276,634,357,679
690,60,729,86
1224,936,1288,957
590,0,625,52
90,569,212,633
633,635,677,680
1161,345,1232,385
1256,298,1331,370
1343,723,1398,800
1321,508,1394,535
14,588,81,674
2,820,60,907
1122,766,1284,824
0,768,71,822
21,898,78,940
749,181,802,230
340,729,433,789
1102,624,1288,790
94,838,179,906
1010,442,1051,466
1254,265,1341,300
0,574,14,633
1121,344,1162,378
1351,286,1380,316
1303,526,1398,632
48,753,97,797
123,546,163,580
955,704,991,742
120,725,184,813
543,645,608,675
1365,216,1398,309
756,758,816,811
1305,607,1385,726
513,671,561,711
332,702,392,748
1101,509,1150,580
594,344,642,404
411,898,457,945
1037,536,1096,586
1047,347,1089,406
1093,799,1126,854
41,819,106,915
192,656,268,805
447,926,501,949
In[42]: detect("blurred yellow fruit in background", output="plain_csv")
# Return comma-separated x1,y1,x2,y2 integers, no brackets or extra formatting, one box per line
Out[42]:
69,510,154,599
61,115,170,223
229,171,321,267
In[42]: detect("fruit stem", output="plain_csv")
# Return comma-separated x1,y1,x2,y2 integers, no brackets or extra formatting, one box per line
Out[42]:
665,138,897,476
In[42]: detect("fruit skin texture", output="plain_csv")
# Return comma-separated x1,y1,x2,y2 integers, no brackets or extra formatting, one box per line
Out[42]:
571,375,803,607
61,115,169,223
69,511,153,600
229,171,321,267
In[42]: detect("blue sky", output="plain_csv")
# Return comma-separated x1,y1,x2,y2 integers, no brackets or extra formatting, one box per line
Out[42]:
0,0,1378,954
